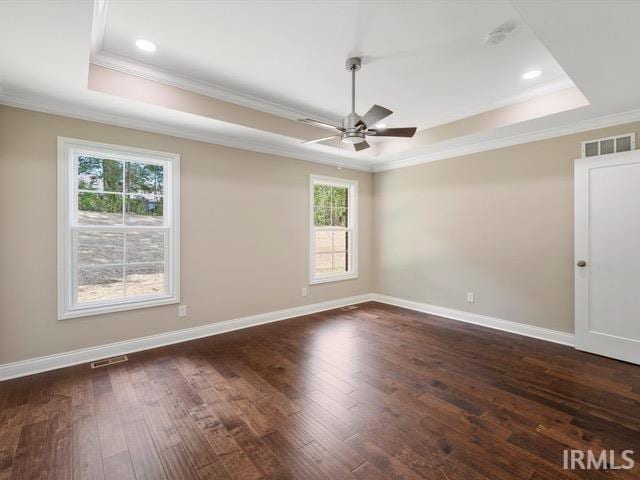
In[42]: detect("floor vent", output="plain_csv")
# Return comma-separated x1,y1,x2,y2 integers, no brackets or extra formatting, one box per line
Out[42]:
90,355,128,369
341,305,359,311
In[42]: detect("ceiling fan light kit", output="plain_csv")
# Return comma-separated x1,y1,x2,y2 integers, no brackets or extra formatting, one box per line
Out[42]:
341,131,365,144
299,56,417,152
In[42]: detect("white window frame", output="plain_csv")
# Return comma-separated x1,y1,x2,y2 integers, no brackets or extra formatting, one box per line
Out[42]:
57,137,180,320
309,175,358,285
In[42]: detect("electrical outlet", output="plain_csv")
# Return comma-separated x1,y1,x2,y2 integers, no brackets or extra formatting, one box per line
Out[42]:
301,287,308,297
466,292,475,303
178,305,187,317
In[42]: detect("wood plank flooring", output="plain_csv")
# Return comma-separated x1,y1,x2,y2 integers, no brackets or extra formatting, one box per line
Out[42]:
1,302,639,479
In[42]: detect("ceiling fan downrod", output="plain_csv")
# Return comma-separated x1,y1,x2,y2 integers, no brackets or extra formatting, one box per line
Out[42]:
346,56,361,115
342,57,365,143
298,56,416,152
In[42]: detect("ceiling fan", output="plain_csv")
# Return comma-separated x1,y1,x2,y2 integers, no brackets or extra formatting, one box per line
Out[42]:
299,57,417,152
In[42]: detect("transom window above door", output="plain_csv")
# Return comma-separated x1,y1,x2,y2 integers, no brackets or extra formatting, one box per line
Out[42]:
58,138,180,319
309,175,358,284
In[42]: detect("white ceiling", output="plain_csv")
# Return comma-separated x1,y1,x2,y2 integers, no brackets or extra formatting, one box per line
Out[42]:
1,0,640,171
100,0,572,129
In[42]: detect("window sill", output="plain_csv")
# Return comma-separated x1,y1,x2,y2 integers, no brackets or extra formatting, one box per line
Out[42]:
58,295,179,320
309,273,359,285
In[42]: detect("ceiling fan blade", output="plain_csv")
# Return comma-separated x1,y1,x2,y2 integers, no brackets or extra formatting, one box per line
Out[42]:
367,127,417,137
354,140,370,152
302,135,340,145
356,104,392,128
299,118,344,131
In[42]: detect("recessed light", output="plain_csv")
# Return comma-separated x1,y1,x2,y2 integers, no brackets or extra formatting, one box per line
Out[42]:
376,123,387,128
135,39,157,52
522,69,541,80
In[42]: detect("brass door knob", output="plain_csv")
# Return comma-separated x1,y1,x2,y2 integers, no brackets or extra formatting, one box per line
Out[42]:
576,260,587,267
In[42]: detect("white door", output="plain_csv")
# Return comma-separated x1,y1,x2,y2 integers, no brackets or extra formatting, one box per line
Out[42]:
575,150,640,365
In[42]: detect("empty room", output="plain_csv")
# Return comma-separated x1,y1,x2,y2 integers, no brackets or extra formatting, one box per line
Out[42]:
1,1,639,479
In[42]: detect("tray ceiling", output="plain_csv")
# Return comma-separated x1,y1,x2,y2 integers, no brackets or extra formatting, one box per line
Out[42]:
99,0,573,129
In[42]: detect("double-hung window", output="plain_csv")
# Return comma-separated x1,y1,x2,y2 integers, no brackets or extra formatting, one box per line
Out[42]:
58,138,180,319
309,175,358,284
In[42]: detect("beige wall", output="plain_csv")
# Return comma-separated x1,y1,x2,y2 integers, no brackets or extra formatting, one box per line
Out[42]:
2,103,639,364
374,122,640,333
0,106,373,364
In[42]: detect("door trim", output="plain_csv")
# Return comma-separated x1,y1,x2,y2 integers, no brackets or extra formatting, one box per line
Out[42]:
574,150,640,364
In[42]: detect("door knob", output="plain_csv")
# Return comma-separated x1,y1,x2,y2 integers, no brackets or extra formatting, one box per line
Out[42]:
576,260,587,267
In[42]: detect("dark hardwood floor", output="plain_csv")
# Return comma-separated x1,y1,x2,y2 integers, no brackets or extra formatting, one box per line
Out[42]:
1,302,639,479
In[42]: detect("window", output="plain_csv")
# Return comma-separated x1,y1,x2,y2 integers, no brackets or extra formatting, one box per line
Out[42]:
58,138,179,319
309,175,358,284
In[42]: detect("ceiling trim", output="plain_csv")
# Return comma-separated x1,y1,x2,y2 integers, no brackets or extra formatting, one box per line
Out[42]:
90,52,341,128
91,52,575,135
90,1,577,136
3,90,640,174
91,0,340,126
418,78,576,130
90,0,108,57
91,52,340,133
0,91,372,172
373,107,640,171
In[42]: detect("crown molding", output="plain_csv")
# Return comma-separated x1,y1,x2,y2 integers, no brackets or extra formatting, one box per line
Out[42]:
87,52,627,173
89,4,573,139
373,107,640,172
90,52,341,128
3,89,640,174
90,0,108,57
75,0,640,174
90,0,339,127
0,91,373,172
87,54,640,172
91,52,572,138
418,78,576,130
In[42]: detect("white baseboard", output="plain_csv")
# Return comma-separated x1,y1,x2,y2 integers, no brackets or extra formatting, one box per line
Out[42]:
372,294,575,346
0,292,576,381
0,294,374,381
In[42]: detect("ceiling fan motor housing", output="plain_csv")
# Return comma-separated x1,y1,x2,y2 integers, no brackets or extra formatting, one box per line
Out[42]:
342,112,362,129
299,55,416,150
341,112,365,144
